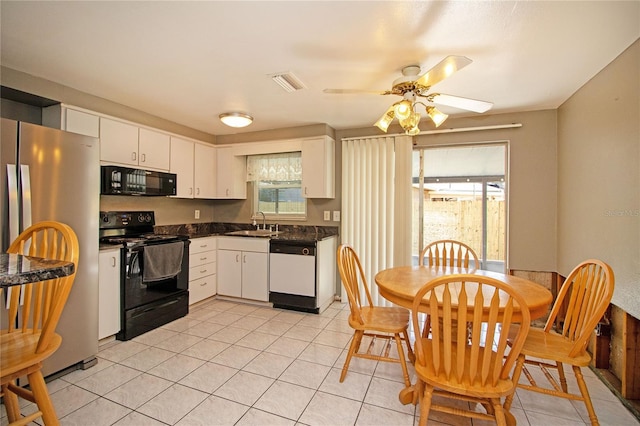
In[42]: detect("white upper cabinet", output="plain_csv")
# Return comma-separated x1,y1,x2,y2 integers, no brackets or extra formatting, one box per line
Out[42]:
100,118,139,166
65,108,100,138
138,128,171,170
170,138,216,199
216,147,246,199
100,117,170,171
194,142,216,199
42,104,100,138
301,136,335,198
170,136,195,198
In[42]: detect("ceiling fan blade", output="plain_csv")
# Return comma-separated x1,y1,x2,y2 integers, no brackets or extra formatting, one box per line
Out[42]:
414,55,472,88
323,88,391,95
429,93,493,113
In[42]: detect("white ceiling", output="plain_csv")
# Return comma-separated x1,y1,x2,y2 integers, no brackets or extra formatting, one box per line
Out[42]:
1,1,638,136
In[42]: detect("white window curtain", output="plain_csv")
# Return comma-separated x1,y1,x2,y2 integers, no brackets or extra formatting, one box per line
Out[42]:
246,152,302,181
341,135,413,306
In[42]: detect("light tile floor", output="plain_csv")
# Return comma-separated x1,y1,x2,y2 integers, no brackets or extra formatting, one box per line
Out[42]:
2,298,639,425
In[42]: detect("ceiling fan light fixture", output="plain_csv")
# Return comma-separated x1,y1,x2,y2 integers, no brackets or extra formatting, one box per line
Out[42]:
374,106,395,132
219,112,253,128
406,125,421,136
400,111,421,135
426,106,448,127
393,100,413,120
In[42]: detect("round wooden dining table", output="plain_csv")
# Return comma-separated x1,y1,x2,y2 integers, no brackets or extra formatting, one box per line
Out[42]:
375,265,553,321
375,265,553,411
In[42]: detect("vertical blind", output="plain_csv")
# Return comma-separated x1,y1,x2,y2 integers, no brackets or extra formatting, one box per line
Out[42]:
341,135,412,306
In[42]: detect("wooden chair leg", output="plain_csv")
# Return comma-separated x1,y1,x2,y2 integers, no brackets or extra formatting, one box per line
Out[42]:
394,333,412,388
28,370,59,426
402,329,415,363
413,378,424,405
573,365,600,426
503,354,525,412
2,382,21,423
418,383,434,426
557,361,568,392
340,330,363,382
492,398,507,426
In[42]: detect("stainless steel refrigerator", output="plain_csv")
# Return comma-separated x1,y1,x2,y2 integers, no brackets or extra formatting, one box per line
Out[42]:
1,117,99,376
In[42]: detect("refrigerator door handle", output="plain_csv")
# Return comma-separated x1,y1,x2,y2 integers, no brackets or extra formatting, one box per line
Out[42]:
6,164,24,309
7,164,20,243
20,165,32,230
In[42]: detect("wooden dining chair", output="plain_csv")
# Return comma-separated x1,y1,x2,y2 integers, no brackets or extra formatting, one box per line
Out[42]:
336,244,414,389
503,259,614,425
419,239,479,268
1,221,79,426
410,274,531,426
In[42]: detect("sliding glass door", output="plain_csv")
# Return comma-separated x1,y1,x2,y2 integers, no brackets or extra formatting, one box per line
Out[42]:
412,144,507,271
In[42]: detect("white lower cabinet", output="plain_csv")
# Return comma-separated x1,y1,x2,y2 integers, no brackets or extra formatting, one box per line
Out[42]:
189,236,217,304
98,248,121,339
217,237,269,301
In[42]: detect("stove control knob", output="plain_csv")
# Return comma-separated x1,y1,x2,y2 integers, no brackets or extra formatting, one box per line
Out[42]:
145,214,152,222
138,213,146,223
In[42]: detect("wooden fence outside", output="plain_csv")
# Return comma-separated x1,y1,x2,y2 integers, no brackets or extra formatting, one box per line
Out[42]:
412,189,506,261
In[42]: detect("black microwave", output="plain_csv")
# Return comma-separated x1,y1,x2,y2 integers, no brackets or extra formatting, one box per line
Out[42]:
101,166,177,196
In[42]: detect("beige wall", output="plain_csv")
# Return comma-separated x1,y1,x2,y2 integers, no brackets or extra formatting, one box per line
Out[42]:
557,40,640,319
100,196,215,226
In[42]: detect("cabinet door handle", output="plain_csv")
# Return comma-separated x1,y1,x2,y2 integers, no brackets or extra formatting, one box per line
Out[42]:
189,187,193,195
200,244,208,248
200,257,207,261
132,152,137,161
200,281,208,287
235,254,240,262
197,188,200,195
141,153,146,162
111,256,116,267
243,255,246,264
200,269,208,273
304,187,308,195
226,188,230,196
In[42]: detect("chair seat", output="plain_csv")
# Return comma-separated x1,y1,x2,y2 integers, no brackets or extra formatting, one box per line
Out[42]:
414,339,516,399
350,306,410,333
0,332,62,379
510,326,591,366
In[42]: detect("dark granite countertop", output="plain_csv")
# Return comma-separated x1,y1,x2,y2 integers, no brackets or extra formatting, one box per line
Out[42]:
0,253,75,286
155,222,339,242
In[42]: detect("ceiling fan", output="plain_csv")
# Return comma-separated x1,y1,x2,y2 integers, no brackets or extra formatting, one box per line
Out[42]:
324,56,493,135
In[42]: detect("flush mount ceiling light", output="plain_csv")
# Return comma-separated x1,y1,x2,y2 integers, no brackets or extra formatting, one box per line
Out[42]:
219,112,253,128
323,55,493,136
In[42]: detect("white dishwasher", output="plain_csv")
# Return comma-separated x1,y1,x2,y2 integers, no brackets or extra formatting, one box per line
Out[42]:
269,240,318,313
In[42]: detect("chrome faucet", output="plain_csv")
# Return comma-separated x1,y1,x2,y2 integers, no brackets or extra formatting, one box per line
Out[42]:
253,211,266,230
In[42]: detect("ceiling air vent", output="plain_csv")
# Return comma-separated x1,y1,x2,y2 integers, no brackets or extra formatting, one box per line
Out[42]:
269,71,306,92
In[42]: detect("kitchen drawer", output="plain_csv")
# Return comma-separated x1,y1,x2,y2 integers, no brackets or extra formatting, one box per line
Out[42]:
190,236,217,254
189,262,216,281
190,251,216,268
190,275,216,305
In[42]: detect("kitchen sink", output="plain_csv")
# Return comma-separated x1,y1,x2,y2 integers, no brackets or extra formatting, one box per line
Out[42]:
225,229,282,238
